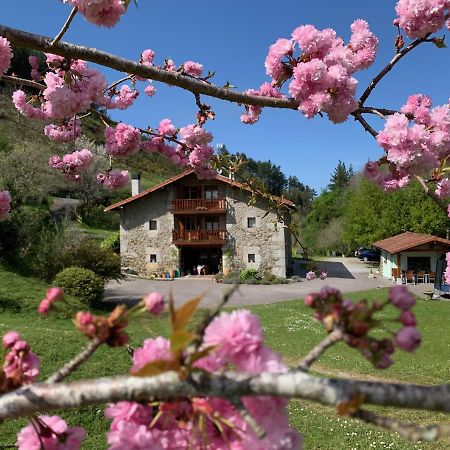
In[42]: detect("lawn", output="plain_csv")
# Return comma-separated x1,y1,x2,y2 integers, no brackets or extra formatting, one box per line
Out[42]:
0,264,449,449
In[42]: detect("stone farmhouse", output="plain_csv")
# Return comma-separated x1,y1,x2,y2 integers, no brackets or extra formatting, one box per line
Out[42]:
105,170,295,278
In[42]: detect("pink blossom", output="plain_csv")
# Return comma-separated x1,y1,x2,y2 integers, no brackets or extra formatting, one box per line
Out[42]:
165,59,176,71
400,310,417,326
238,346,287,373
264,38,293,82
400,94,432,124
179,124,212,147
105,123,141,157
131,337,172,373
436,178,450,198
144,83,156,96
395,326,421,351
49,149,93,181
16,415,87,450
105,401,151,431
3,339,40,384
29,55,41,81
203,310,264,364
389,285,416,310
46,287,64,303
12,90,46,119
395,0,448,38
107,420,163,450
158,118,177,136
444,252,450,283
2,331,20,349
38,299,52,316
141,49,155,66
0,190,11,221
306,271,316,281
0,36,12,74
183,60,203,77
44,118,81,142
108,85,139,110
66,0,126,27
349,19,378,70
143,292,165,315
97,169,129,190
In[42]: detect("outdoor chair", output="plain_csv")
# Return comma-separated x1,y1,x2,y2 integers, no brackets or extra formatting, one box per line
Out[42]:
391,268,400,282
429,272,436,283
405,270,416,284
416,271,425,283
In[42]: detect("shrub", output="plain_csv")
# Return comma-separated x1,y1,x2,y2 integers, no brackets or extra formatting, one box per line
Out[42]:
79,204,120,230
70,239,122,281
239,268,260,281
100,232,120,253
53,267,104,308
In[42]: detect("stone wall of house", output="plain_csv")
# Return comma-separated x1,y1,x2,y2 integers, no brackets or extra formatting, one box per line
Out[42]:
223,185,292,278
120,187,179,277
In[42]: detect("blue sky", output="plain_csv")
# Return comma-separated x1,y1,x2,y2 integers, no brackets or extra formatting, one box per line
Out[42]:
1,1,449,191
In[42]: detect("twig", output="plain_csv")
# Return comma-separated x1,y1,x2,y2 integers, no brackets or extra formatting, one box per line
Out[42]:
414,175,449,216
3,370,450,421
351,112,378,138
352,409,450,442
46,338,102,384
359,35,431,105
51,7,78,46
230,397,266,439
296,328,344,371
108,75,133,92
1,75,45,91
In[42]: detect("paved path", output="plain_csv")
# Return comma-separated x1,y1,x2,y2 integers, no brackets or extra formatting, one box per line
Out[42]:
105,257,393,308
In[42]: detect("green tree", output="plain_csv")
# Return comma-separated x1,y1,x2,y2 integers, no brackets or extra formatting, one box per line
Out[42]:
328,160,354,191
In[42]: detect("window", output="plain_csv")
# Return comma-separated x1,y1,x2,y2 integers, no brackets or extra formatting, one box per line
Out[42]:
150,254,157,263
185,186,201,199
247,217,256,228
248,254,256,263
205,185,219,200
149,220,157,230
206,216,219,230
184,217,197,231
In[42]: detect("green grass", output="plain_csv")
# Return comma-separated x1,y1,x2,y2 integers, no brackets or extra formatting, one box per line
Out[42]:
0,265,449,449
79,223,117,239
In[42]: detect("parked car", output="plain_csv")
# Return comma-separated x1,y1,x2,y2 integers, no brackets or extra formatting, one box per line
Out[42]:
355,247,370,258
358,249,381,262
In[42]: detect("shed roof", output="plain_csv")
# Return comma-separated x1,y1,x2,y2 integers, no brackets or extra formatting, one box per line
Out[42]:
373,232,450,254
105,169,295,211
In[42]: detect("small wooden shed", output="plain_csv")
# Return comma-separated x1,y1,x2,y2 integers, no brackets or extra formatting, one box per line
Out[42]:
373,232,450,280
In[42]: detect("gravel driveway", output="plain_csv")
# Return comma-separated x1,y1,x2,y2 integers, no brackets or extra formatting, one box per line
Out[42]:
105,258,392,308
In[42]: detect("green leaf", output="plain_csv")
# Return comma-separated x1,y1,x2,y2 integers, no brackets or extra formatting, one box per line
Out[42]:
433,37,447,48
188,345,217,365
172,296,202,331
170,329,197,354
132,359,180,377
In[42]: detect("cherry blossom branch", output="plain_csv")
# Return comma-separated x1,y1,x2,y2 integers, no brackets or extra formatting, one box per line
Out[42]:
414,175,449,215
2,371,450,425
352,409,450,442
296,328,344,371
46,338,102,384
1,75,45,91
51,7,78,46
351,112,378,138
359,34,432,105
107,74,133,92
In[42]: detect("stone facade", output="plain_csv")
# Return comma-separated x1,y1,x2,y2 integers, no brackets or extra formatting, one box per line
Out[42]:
115,173,293,278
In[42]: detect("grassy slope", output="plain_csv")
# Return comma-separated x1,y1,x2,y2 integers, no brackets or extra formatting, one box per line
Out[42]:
0,267,449,449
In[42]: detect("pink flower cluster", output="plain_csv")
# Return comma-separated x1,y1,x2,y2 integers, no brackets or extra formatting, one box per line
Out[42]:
436,178,450,198
0,36,12,74
49,148,93,181
305,270,316,281
182,60,203,77
107,85,139,110
17,415,86,450
65,0,126,28
105,123,141,157
444,252,450,284
44,118,81,142
2,331,40,388
38,287,64,316
97,169,129,189
394,0,450,39
305,286,421,368
370,95,450,188
107,310,302,449
261,20,378,124
143,292,165,315
241,82,284,124
0,190,11,221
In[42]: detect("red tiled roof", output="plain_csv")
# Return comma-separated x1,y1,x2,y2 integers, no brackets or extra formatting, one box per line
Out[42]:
373,231,450,254
105,170,295,211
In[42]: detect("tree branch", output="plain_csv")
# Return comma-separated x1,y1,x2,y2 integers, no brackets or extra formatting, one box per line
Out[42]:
0,24,299,110
414,175,449,216
296,328,344,371
46,338,102,384
2,371,450,423
1,75,45,91
51,7,78,46
352,409,450,442
351,112,378,138
359,35,431,105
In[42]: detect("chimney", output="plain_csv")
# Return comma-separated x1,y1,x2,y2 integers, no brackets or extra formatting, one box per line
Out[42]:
131,173,141,196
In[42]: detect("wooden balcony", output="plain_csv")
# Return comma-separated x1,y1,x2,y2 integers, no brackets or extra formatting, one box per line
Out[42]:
172,229,227,246
171,198,227,214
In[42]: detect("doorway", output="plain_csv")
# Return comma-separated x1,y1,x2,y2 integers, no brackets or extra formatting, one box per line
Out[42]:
180,247,222,275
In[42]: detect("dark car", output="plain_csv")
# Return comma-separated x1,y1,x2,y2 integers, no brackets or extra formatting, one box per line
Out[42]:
358,249,381,262
355,247,370,258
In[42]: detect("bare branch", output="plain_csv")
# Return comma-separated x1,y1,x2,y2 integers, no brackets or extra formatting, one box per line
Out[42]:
1,75,45,91
359,35,431,105
107,75,133,92
351,112,378,138
414,175,449,216
352,409,450,442
51,7,78,46
296,328,344,371
46,338,102,384
2,371,450,422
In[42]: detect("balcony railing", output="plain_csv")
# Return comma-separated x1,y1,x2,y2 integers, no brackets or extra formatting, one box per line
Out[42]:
172,229,227,245
171,198,226,214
